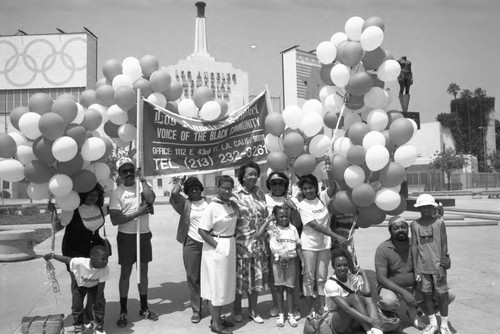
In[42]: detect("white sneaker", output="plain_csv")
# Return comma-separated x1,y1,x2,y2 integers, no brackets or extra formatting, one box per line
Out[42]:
423,324,439,334
440,326,452,334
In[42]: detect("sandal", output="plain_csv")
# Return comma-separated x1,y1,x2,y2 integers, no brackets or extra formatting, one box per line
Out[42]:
276,313,285,327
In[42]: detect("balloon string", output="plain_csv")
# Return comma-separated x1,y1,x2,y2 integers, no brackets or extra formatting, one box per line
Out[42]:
328,102,346,158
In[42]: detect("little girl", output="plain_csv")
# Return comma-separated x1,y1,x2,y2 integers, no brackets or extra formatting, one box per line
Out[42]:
257,205,304,328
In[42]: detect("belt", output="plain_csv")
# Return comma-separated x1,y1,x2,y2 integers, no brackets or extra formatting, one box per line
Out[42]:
210,233,234,238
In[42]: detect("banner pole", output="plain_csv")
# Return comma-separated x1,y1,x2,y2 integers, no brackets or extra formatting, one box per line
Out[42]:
265,84,274,114
136,88,142,284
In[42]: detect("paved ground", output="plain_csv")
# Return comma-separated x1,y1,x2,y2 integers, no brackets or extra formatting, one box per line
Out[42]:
1,196,499,334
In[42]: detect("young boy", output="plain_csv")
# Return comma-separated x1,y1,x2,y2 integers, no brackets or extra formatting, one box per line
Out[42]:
44,245,109,334
257,205,304,328
411,194,451,334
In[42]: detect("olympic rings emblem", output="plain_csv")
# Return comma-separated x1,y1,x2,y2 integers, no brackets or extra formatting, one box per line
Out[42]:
0,36,87,87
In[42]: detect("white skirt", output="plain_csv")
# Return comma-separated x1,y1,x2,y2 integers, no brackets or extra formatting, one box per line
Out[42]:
200,237,236,306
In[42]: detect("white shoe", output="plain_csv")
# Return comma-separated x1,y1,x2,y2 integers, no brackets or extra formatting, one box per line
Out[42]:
440,326,452,334
423,324,439,334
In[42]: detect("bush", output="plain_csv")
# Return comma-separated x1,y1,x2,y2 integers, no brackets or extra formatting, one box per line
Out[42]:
0,190,11,199
0,207,19,215
20,205,39,216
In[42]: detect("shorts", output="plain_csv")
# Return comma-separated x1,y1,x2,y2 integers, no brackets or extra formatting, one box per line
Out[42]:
420,272,448,294
272,257,296,288
117,232,152,265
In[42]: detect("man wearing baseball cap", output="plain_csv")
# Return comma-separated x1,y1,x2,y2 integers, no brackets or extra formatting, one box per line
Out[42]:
109,157,157,326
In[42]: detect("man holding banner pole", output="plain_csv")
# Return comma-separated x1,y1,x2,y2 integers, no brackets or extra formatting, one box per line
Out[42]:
109,157,157,327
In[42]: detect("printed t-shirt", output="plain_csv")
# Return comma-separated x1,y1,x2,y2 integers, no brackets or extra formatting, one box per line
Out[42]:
109,183,151,234
267,223,300,258
298,190,332,251
70,257,109,288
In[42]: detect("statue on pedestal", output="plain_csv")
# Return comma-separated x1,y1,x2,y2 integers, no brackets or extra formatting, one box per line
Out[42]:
397,56,412,95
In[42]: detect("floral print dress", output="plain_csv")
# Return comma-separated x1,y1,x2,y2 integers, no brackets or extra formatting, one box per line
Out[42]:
234,185,269,293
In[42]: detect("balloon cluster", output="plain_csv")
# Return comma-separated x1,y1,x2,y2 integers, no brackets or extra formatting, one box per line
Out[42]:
101,55,229,123
265,16,419,228
0,92,115,210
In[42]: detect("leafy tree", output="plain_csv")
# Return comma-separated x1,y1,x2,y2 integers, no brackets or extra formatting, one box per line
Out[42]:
437,85,495,171
430,148,468,190
487,150,500,173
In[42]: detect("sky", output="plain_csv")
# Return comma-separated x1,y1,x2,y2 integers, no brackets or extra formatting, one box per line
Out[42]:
1,0,499,123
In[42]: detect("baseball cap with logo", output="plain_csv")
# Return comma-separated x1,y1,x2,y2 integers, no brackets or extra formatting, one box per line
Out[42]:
116,157,135,171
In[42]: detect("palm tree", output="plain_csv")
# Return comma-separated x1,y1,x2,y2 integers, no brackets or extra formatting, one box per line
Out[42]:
447,83,461,99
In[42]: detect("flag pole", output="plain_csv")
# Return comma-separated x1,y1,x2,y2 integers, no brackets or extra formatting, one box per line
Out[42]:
136,88,142,284
265,84,274,114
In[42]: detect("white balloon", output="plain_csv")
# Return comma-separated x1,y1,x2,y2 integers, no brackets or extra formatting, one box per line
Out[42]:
118,123,137,142
375,188,401,211
49,174,73,197
56,191,80,211
18,112,42,139
345,16,365,41
367,109,388,131
112,74,133,90
27,182,49,200
344,165,366,188
365,145,389,171
394,144,418,167
330,32,348,47
178,99,198,118
333,137,353,157
81,137,106,161
265,134,284,152
282,105,303,129
122,57,143,82
199,101,222,121
85,162,111,183
147,92,167,108
52,136,78,162
316,41,337,65
9,132,27,146
330,64,351,87
309,134,332,158
360,26,384,51
0,159,25,182
364,87,387,109
16,143,36,165
377,59,401,82
408,119,418,139
302,99,323,114
299,111,323,137
73,103,85,124
107,104,128,125
323,94,339,113
319,86,336,103
363,131,386,149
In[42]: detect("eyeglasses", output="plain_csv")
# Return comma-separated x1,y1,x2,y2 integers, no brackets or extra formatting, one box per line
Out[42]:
219,186,233,192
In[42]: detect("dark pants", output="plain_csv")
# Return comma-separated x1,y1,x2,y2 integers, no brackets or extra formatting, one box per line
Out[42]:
183,235,203,313
71,277,105,327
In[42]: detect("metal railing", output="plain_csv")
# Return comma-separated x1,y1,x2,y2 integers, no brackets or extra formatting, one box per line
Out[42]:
406,171,500,191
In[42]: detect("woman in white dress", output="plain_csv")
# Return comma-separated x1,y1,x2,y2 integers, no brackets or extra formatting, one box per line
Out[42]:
199,176,238,334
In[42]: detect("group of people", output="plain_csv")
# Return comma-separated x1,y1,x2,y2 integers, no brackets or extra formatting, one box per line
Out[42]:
44,157,454,334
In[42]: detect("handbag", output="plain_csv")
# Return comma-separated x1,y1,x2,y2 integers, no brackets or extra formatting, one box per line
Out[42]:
99,207,112,256
21,314,64,334
303,312,333,334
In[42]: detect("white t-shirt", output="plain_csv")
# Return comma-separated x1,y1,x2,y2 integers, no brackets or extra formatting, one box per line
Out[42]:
188,199,209,243
297,190,332,251
324,273,364,311
70,257,109,288
60,205,108,232
268,223,300,258
109,183,151,234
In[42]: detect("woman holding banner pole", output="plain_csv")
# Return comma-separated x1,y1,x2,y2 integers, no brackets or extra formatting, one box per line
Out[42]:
232,161,269,324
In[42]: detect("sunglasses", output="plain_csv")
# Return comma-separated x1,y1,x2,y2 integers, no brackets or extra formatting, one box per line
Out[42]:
120,168,135,175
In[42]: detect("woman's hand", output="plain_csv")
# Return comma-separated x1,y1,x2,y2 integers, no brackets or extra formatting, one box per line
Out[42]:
284,198,297,210
336,236,349,248
47,202,57,213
